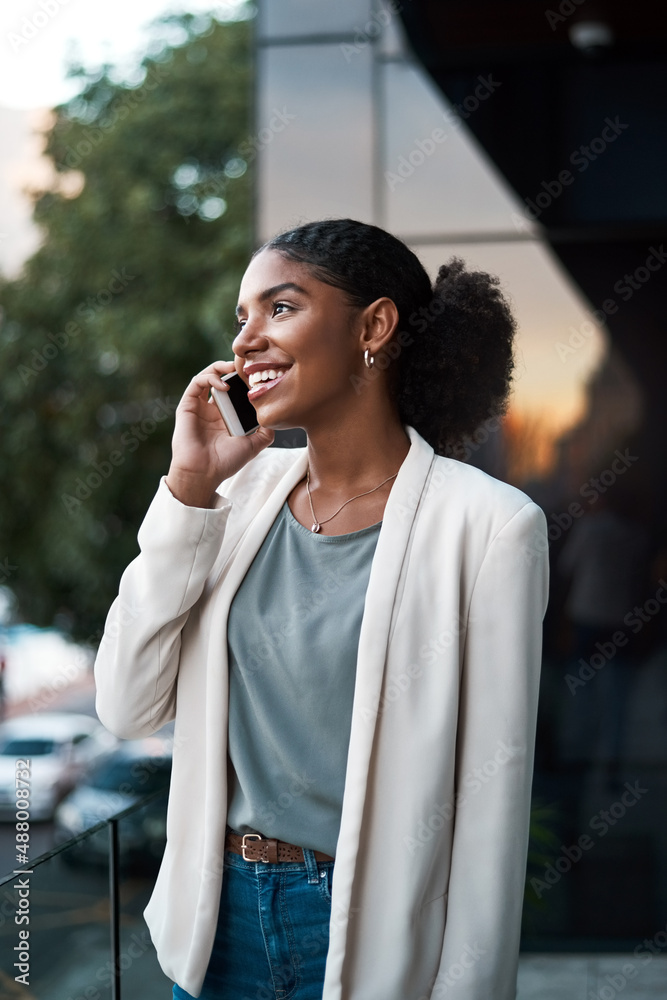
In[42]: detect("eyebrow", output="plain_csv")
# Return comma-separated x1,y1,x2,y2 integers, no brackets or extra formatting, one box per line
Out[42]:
235,282,309,317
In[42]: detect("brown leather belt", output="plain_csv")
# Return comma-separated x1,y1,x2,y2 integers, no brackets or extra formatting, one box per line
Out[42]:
225,830,334,864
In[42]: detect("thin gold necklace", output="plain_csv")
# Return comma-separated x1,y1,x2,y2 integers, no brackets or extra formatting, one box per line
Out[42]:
305,467,397,533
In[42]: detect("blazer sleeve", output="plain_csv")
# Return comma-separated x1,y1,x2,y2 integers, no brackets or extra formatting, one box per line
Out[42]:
93,476,233,740
431,501,549,999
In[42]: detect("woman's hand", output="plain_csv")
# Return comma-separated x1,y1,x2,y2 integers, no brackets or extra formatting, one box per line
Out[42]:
165,360,275,507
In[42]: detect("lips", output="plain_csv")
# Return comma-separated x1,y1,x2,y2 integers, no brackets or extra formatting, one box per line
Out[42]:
246,367,291,400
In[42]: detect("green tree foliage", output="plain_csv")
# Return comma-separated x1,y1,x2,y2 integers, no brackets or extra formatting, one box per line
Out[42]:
0,11,254,641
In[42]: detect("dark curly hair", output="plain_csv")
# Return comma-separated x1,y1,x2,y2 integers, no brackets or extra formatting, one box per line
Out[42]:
256,218,516,458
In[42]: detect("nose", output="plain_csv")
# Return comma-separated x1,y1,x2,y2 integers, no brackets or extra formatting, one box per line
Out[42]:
231,316,268,359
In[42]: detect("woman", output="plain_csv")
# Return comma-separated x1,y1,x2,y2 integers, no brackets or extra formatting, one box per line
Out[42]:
94,218,549,999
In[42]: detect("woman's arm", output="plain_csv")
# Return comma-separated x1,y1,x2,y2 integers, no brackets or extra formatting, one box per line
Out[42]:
93,478,233,739
93,360,275,739
431,501,549,999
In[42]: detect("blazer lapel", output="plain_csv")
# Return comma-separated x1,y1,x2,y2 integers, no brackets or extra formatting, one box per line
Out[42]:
217,447,309,599
204,448,309,845
324,425,436,975
211,428,435,940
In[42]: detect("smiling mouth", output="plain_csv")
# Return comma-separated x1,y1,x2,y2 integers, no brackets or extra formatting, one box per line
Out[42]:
247,368,291,398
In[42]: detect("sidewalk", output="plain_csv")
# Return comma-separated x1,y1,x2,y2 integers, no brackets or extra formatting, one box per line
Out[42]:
517,952,667,998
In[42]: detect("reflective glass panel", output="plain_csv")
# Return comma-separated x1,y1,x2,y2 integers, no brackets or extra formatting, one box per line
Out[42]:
0,845,111,998
382,60,528,238
116,792,172,998
257,43,374,240
413,239,608,478
258,0,371,39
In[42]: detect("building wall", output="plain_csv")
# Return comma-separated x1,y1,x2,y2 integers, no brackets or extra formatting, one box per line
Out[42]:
253,0,666,948
253,0,613,485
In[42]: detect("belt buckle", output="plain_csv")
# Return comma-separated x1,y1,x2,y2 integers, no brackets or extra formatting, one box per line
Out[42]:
241,832,268,862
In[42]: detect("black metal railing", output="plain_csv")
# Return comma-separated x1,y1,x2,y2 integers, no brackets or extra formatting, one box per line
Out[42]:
0,787,168,1000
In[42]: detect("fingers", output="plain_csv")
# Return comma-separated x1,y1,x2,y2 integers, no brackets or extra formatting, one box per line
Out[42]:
196,361,233,389
168,363,273,494
208,359,237,379
181,361,238,404
246,425,276,455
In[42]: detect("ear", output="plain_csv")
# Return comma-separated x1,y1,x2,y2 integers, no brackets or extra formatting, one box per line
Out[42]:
357,297,400,355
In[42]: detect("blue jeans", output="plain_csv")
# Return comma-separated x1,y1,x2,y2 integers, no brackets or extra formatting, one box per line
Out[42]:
172,848,334,1000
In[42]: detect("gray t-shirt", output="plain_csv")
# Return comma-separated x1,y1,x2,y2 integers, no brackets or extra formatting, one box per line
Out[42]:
226,499,381,856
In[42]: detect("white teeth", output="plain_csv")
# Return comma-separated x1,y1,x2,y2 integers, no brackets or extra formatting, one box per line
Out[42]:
248,368,287,386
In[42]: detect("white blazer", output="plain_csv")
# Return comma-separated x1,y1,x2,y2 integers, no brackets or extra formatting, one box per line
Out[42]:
94,424,549,999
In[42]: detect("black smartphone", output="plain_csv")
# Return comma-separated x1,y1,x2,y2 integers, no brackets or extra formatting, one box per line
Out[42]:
211,372,260,436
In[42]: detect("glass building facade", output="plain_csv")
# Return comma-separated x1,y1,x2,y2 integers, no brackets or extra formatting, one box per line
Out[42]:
254,0,666,960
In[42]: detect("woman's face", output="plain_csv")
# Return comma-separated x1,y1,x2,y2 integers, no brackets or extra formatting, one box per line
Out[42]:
232,248,364,431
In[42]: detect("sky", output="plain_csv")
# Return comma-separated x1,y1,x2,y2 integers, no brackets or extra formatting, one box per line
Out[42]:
0,0,247,109
0,1,249,275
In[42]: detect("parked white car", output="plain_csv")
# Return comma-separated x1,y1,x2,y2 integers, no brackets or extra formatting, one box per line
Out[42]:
54,735,173,869
0,713,117,821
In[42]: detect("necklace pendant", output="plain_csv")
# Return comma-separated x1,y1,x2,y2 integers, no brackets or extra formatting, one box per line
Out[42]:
311,522,321,533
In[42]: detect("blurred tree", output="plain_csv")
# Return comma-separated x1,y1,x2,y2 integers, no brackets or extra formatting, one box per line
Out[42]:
0,10,254,641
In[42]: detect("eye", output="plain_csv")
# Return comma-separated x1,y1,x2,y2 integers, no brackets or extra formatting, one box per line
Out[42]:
272,301,292,316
